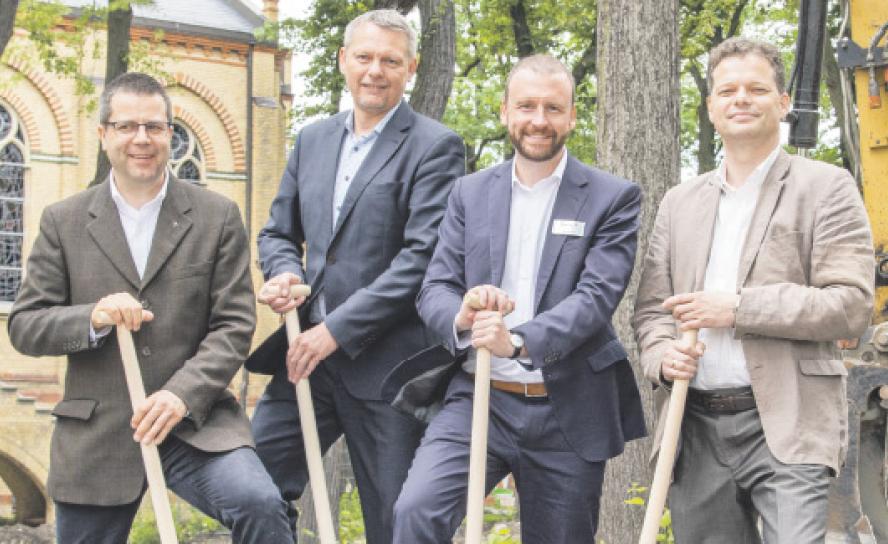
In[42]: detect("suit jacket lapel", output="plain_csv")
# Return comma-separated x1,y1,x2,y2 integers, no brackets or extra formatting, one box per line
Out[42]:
330,102,411,243
318,116,347,242
736,150,790,288
689,174,721,292
488,162,512,286
534,157,589,312
86,180,141,290
141,179,194,289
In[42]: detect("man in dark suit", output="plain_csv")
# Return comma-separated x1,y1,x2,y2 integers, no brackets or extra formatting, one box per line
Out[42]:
391,54,646,543
8,73,291,543
248,9,465,543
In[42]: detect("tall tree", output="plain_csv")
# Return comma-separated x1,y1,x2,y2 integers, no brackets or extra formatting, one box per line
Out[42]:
0,0,20,57
409,0,456,120
595,0,680,542
90,1,133,186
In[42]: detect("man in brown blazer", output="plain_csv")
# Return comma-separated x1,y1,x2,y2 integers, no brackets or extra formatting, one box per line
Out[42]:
634,38,874,543
8,73,291,543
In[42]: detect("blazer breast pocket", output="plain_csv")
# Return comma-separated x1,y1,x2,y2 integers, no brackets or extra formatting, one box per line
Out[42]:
167,260,213,280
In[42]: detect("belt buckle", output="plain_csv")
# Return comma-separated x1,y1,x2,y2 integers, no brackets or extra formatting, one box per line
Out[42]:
523,383,547,398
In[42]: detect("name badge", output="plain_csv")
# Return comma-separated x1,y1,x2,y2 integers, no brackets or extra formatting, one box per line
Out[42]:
552,219,585,237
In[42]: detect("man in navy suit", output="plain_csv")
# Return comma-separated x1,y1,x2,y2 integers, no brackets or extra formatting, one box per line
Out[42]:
392,54,646,543
248,9,465,543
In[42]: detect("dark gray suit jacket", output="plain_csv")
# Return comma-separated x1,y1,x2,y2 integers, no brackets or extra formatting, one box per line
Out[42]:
249,101,465,399
412,156,647,462
8,178,256,505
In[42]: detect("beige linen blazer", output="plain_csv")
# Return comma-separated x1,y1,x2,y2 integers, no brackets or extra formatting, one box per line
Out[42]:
8,178,256,505
633,150,874,472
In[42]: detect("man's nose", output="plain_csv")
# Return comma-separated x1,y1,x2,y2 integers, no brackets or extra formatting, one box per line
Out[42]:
133,125,151,143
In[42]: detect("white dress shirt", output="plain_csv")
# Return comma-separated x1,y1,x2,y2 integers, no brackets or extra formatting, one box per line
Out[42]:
692,146,780,390
90,171,169,342
458,150,567,383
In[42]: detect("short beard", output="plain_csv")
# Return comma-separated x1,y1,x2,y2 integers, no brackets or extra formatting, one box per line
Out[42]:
510,129,568,162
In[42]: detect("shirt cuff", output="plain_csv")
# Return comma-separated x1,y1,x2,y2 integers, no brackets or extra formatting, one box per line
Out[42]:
452,318,472,350
89,323,112,347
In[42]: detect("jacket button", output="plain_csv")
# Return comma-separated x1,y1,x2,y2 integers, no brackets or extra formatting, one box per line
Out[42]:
140,299,151,310
326,253,336,265
141,346,151,357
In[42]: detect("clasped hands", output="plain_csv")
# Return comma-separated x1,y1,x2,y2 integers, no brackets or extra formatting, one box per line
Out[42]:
258,272,338,383
658,291,737,382
90,292,186,446
456,285,516,358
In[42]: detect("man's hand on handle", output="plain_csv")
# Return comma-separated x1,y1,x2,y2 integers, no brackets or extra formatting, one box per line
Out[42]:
286,323,337,383
663,291,738,330
131,390,188,446
258,272,307,314
456,284,514,332
91,292,154,331
659,340,705,382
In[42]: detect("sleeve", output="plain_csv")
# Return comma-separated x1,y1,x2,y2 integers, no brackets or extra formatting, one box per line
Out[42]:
632,189,678,386
161,201,257,427
325,132,466,359
416,176,470,355
512,182,642,370
8,206,96,356
257,131,307,281
734,171,874,341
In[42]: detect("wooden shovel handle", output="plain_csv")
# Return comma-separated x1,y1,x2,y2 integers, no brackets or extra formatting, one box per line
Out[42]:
96,311,178,544
638,329,698,544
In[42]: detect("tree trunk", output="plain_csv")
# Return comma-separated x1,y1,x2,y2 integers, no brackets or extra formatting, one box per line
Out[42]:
296,438,353,543
0,0,19,58
510,0,534,58
595,0,680,542
690,62,716,174
373,0,417,15
409,0,455,120
90,3,132,187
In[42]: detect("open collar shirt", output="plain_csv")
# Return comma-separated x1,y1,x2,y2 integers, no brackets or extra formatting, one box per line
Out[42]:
692,145,780,390
459,150,567,383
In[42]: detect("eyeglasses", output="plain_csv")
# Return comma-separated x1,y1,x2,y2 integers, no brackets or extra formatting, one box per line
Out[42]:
104,121,172,136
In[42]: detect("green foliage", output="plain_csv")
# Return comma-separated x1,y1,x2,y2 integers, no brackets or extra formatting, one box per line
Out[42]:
5,0,159,112
624,481,674,544
338,483,366,543
129,498,224,544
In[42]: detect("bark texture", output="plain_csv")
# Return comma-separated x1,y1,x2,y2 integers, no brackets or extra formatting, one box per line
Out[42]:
90,4,132,187
595,0,680,541
0,0,19,58
409,0,455,120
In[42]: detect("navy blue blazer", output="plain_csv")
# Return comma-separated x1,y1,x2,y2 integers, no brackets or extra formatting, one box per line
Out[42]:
247,102,466,400
414,155,647,462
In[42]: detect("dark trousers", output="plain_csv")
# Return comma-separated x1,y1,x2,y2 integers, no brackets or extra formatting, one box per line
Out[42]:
55,436,292,544
251,361,426,544
671,402,831,543
393,371,605,544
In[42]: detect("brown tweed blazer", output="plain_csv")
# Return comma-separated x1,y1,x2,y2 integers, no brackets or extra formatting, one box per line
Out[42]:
8,177,256,505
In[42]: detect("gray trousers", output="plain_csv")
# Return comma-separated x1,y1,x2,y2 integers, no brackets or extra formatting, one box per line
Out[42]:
393,371,605,544
670,402,831,543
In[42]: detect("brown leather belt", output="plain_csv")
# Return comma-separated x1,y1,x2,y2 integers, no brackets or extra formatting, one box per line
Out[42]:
470,373,548,398
688,386,756,413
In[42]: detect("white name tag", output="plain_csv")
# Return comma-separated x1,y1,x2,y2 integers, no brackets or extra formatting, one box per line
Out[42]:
552,219,585,237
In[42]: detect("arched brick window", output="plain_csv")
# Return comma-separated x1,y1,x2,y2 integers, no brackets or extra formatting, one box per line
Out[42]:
0,102,26,303
170,121,204,185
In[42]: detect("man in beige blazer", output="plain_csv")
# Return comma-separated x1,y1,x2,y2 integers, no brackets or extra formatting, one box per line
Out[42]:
8,73,291,543
634,38,874,543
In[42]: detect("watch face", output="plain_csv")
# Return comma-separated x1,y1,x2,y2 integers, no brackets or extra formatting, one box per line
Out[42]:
510,333,524,349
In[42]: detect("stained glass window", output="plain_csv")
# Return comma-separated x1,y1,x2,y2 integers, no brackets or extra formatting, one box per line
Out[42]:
0,103,25,302
169,121,204,184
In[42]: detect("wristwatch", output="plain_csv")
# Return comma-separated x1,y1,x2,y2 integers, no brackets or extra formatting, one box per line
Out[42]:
509,331,525,359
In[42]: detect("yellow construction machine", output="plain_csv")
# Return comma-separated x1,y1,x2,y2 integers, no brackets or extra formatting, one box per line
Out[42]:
792,0,888,541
